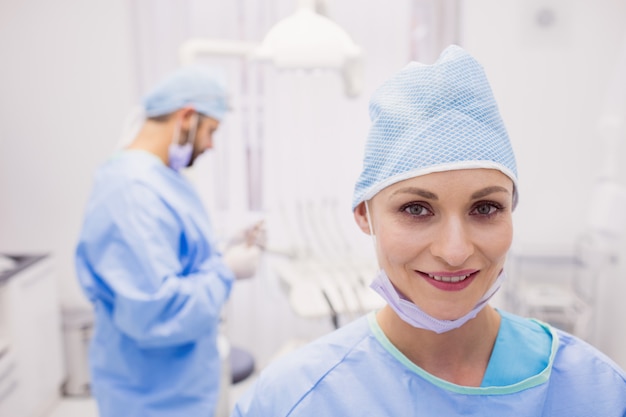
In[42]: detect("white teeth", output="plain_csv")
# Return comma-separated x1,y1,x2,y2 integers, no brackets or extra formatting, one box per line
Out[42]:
428,273,469,283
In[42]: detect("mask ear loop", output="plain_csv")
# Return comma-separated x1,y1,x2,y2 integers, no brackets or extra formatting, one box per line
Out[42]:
171,117,182,146
365,201,383,273
186,113,199,145
364,200,376,246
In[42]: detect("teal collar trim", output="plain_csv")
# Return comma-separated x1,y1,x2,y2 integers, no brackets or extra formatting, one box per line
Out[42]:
367,311,558,395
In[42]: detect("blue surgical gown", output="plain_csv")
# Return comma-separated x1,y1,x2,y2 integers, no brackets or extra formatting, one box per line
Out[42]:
232,310,626,416
75,150,235,417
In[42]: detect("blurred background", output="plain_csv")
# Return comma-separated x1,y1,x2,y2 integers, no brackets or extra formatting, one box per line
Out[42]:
1,0,626,416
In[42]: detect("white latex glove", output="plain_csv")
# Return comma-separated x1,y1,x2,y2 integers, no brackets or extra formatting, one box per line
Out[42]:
228,220,267,250
223,242,262,280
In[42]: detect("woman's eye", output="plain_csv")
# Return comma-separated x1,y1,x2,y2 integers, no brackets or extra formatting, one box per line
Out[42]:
403,203,430,216
472,203,500,216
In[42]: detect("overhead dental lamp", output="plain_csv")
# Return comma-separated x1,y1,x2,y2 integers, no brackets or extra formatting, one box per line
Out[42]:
178,3,363,97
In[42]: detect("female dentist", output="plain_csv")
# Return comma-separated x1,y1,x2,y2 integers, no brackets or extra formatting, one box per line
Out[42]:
231,45,626,416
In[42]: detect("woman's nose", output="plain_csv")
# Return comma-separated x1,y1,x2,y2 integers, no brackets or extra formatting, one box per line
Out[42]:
429,217,474,267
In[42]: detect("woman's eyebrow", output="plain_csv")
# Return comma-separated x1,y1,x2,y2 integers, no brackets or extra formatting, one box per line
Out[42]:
390,187,437,200
471,186,510,199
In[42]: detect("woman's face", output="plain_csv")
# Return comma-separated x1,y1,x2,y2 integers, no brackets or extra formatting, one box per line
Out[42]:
355,169,514,321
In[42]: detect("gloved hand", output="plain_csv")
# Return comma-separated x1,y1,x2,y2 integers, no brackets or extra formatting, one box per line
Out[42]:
223,242,262,280
221,219,267,280
228,220,267,249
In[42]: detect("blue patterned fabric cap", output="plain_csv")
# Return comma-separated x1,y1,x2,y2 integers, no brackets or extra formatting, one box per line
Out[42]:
143,65,229,121
352,45,517,210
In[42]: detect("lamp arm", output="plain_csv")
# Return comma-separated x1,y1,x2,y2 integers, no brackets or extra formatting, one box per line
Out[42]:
179,39,259,65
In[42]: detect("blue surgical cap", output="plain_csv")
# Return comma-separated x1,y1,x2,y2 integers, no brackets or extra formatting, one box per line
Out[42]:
143,66,229,121
352,45,518,210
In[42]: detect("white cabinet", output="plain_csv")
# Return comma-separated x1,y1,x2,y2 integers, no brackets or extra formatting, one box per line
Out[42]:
0,255,65,417
0,345,20,417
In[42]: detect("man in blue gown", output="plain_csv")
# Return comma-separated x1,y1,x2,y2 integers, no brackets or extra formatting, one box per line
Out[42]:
76,66,261,417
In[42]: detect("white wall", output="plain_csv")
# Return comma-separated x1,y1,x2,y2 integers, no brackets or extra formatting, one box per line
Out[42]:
461,0,626,245
0,0,137,308
461,0,626,367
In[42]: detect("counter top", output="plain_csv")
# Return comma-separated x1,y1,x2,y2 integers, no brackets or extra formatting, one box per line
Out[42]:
0,254,48,285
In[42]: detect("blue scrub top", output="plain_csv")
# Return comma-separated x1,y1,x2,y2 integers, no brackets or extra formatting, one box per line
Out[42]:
76,151,235,417
233,310,626,416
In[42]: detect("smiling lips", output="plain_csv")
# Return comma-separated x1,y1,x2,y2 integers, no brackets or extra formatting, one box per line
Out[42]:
428,273,470,283
417,270,479,290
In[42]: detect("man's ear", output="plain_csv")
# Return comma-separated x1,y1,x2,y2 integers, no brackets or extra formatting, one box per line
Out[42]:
353,201,373,235
178,106,197,129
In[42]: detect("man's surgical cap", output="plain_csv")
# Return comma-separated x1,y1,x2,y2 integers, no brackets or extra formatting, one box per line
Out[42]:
143,66,229,121
352,45,518,210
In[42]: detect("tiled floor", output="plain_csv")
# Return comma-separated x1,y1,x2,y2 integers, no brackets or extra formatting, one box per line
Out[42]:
47,397,99,417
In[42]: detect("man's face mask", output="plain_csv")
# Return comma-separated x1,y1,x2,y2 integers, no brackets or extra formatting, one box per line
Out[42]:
168,113,199,171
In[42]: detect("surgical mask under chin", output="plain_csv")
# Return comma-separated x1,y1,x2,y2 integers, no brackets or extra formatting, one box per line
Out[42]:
364,201,505,334
370,269,505,334
168,114,198,172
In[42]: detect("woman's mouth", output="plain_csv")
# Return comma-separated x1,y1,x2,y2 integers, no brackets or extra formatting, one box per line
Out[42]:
426,273,471,283
418,270,479,291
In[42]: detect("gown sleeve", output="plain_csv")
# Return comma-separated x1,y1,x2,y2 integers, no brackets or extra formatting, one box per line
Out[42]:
76,181,235,348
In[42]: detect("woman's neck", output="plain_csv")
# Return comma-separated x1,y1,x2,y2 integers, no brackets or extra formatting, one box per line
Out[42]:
376,304,501,387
